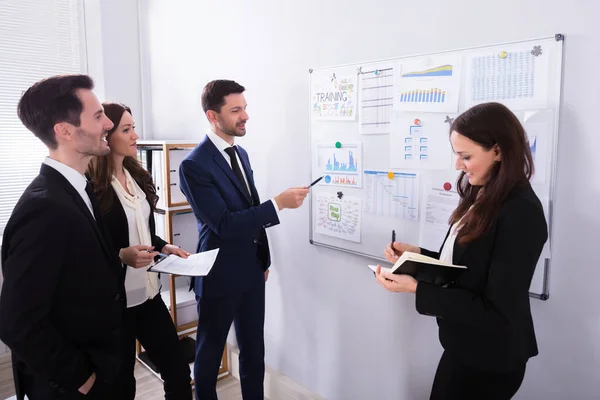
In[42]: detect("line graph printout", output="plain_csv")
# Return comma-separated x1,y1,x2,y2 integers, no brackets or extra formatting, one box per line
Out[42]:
364,170,420,222
359,63,395,135
314,193,362,243
395,55,462,113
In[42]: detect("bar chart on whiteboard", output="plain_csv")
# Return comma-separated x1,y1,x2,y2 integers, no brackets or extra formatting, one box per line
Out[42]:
317,142,362,188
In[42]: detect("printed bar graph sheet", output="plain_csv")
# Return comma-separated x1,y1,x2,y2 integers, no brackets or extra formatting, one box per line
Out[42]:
318,142,362,188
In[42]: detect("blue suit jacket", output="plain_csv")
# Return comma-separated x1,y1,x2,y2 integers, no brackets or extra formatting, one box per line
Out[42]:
179,135,280,297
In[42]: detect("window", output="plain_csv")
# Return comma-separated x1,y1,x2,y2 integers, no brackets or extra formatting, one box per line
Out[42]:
0,0,87,233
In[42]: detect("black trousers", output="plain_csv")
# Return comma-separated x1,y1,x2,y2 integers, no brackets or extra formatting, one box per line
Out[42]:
430,351,526,400
123,295,192,400
17,365,129,400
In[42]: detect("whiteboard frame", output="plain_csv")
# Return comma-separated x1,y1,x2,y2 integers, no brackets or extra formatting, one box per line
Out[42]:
308,34,565,301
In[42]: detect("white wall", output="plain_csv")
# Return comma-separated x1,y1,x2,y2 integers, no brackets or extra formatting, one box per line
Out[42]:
139,0,599,398
89,0,145,128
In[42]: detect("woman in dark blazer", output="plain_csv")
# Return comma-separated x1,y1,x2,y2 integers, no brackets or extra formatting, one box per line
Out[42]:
87,103,192,399
376,102,548,400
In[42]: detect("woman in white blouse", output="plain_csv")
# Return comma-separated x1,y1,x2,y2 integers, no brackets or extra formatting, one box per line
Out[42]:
87,103,192,399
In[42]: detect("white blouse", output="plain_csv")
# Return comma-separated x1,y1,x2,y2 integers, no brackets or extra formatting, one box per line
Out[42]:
439,208,471,264
439,221,461,264
111,169,160,308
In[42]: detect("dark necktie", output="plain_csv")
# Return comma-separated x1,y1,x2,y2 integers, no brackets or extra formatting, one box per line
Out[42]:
224,146,252,202
84,181,103,222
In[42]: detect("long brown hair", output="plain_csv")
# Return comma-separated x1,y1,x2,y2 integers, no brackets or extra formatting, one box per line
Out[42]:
87,102,159,215
450,102,534,244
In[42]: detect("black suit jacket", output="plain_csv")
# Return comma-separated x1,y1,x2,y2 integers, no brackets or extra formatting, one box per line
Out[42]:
98,184,167,268
416,183,548,372
0,164,126,397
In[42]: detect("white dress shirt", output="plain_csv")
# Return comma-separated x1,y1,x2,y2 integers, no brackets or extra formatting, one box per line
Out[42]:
43,157,94,218
206,129,279,214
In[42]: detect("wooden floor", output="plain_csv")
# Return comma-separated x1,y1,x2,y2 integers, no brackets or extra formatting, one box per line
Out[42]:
0,353,248,400
132,361,245,400
1,353,14,400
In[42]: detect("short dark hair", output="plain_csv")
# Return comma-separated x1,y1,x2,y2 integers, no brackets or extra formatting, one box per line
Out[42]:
201,80,245,113
17,74,94,149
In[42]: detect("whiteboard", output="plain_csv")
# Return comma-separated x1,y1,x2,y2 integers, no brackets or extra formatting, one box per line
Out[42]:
308,34,564,299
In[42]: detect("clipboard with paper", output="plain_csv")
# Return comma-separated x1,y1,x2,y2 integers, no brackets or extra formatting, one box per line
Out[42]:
149,248,220,276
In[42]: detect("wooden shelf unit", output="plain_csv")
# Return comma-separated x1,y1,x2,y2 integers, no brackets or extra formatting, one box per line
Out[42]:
134,140,229,383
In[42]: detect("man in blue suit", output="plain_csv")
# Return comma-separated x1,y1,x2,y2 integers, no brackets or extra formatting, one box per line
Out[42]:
179,80,309,399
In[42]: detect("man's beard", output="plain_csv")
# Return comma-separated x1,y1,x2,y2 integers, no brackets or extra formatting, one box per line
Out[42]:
75,128,110,156
222,123,246,137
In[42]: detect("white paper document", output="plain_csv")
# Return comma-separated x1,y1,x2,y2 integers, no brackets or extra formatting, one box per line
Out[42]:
390,115,454,171
418,183,460,252
395,55,462,113
149,248,220,276
359,63,395,135
364,170,419,222
523,121,549,185
314,193,362,243
311,73,357,120
465,42,550,110
317,142,362,188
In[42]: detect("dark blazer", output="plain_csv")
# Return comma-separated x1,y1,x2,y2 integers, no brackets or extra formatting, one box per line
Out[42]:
98,183,168,266
415,183,548,372
0,164,126,397
179,135,280,297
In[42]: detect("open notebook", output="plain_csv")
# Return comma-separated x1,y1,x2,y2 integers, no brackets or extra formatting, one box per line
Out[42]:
369,251,466,285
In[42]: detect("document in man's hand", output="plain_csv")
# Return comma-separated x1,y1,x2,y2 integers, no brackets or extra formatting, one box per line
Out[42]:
148,248,219,276
368,251,466,285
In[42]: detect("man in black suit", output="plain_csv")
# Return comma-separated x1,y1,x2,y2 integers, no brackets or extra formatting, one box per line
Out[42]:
0,75,127,399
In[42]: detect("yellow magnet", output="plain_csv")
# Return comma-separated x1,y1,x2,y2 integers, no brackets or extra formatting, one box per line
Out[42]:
499,51,508,59
387,171,395,179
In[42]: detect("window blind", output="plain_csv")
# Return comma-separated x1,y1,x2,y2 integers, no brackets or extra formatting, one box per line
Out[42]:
0,0,86,233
